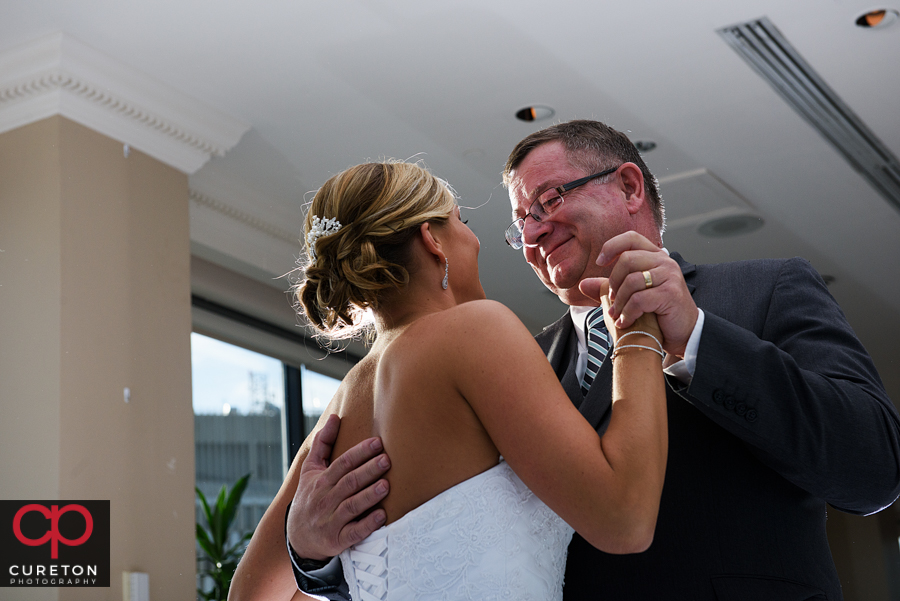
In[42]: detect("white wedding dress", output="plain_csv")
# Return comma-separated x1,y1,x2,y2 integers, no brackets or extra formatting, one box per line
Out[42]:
339,460,574,601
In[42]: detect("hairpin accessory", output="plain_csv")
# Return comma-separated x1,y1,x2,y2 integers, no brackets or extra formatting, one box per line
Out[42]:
441,258,449,290
306,216,342,263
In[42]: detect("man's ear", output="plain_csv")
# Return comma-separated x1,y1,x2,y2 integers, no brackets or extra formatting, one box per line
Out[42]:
418,222,445,262
618,163,647,215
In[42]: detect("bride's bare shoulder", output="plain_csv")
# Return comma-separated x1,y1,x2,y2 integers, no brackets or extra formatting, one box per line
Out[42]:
422,300,533,348
444,299,520,323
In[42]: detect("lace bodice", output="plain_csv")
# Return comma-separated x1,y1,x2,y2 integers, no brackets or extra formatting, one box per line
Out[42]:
339,461,574,601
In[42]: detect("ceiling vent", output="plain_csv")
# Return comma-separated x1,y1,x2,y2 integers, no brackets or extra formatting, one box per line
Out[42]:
718,17,900,213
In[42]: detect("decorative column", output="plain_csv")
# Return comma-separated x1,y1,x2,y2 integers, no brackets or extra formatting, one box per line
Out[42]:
0,33,248,601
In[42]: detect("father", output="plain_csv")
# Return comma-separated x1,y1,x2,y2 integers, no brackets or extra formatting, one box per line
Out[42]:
499,120,900,599
232,120,900,601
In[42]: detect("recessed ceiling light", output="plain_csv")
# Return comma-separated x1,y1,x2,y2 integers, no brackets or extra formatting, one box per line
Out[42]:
634,140,657,153
855,9,898,28
515,105,555,122
697,214,764,238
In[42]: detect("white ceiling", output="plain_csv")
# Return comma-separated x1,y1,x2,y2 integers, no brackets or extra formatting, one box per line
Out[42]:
2,0,899,397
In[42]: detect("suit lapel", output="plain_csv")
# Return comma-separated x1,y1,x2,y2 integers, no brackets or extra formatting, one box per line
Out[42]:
536,314,582,403
670,251,697,295
581,358,614,434
536,312,613,432
536,313,570,371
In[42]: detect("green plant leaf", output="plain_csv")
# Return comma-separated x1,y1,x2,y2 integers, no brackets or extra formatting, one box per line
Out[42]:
212,484,228,548
221,473,251,530
196,486,214,527
196,524,220,562
196,474,254,601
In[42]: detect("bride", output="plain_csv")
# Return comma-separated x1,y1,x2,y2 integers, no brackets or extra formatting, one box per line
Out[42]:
230,161,667,601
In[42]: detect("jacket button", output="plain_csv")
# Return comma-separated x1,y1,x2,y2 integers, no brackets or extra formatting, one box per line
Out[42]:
745,409,758,423
735,402,747,416
712,390,725,404
724,396,736,410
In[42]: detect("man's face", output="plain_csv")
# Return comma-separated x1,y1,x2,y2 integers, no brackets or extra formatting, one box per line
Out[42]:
507,141,633,306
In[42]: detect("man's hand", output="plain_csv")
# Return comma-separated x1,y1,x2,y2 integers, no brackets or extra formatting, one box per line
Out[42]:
593,231,698,358
286,414,391,561
579,276,664,350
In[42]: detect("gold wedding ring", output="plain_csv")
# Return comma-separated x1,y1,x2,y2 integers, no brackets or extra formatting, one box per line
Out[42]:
642,270,653,289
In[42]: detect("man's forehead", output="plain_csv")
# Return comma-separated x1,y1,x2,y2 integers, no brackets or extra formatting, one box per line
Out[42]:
508,166,568,209
508,142,577,207
507,173,535,212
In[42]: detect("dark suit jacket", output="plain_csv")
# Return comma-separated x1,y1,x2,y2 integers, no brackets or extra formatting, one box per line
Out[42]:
540,253,900,601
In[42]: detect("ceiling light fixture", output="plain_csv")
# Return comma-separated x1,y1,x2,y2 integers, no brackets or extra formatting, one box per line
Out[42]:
515,105,555,122
719,17,900,214
855,9,899,28
697,213,764,238
634,140,657,153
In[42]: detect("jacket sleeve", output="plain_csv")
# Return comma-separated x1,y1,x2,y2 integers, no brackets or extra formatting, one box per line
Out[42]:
671,257,900,515
285,504,351,601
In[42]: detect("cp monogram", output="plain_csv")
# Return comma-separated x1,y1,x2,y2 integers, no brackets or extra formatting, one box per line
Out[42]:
13,504,94,559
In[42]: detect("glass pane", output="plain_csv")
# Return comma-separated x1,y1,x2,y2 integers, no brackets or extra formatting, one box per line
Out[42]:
191,332,286,586
301,364,341,435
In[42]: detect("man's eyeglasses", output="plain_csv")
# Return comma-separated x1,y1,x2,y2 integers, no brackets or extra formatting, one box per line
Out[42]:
505,166,620,249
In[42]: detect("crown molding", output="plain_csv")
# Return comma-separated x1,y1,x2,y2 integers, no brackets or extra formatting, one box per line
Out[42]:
0,32,250,173
190,188,299,245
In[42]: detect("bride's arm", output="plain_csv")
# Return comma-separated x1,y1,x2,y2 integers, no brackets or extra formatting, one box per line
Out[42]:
229,436,313,601
449,299,667,554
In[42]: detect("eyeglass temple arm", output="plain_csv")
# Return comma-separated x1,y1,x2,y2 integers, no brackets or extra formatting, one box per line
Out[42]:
559,167,618,193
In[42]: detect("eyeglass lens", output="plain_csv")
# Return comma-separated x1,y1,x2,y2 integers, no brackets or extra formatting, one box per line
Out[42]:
504,165,619,250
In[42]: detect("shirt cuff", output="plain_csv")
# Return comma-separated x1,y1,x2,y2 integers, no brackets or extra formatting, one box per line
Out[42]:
662,309,704,384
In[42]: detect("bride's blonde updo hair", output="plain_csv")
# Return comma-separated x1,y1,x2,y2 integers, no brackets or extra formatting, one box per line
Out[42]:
296,160,457,339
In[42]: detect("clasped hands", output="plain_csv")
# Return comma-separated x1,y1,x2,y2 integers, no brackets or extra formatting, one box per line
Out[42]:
581,231,699,359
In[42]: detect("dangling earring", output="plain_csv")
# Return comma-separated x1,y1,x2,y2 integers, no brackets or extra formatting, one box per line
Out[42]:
441,258,449,290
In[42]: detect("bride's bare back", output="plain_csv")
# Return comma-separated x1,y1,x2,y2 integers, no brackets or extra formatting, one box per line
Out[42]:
328,306,499,525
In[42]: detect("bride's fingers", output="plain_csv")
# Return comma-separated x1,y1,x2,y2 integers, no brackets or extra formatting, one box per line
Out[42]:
600,295,617,336
578,277,609,303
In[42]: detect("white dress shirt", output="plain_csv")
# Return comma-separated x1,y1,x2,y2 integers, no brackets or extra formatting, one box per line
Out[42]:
569,302,704,385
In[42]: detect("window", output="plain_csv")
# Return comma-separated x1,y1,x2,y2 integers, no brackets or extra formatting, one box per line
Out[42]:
191,333,287,534
300,364,341,436
191,331,344,595
189,260,360,595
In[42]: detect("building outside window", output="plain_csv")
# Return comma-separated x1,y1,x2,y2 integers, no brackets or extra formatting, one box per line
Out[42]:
191,332,342,594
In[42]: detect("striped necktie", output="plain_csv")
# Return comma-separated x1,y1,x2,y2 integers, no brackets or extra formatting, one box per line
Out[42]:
581,306,611,396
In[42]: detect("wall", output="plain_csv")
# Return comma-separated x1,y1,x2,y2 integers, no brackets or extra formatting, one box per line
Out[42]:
0,116,194,601
0,117,64,601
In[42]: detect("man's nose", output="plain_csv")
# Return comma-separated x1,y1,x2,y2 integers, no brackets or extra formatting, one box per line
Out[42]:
522,215,551,247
